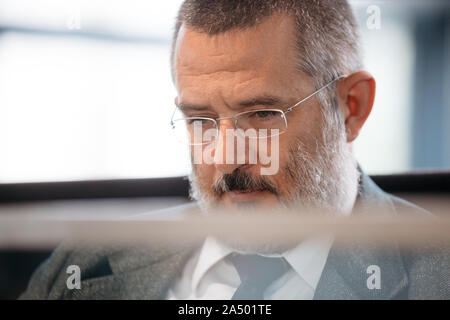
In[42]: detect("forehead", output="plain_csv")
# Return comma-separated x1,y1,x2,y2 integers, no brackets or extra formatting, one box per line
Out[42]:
174,14,300,93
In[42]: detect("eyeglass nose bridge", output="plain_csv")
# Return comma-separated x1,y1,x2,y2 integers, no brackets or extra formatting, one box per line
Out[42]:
214,115,240,131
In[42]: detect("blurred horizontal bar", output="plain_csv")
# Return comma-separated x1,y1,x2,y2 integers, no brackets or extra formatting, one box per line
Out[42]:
1,212,450,249
0,177,190,203
0,25,170,45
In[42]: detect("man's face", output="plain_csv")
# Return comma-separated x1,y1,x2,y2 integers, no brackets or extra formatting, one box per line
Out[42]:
174,14,357,213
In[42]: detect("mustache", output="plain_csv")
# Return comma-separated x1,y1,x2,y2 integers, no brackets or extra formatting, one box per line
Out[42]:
212,169,279,196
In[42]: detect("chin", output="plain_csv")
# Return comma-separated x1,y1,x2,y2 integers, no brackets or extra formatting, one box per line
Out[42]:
220,236,297,255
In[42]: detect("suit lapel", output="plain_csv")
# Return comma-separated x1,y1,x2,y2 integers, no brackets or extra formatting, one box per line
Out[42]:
66,241,201,299
63,203,204,300
314,241,408,299
314,171,409,299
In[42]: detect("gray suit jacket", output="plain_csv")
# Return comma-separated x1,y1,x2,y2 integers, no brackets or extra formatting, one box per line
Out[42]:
20,173,450,299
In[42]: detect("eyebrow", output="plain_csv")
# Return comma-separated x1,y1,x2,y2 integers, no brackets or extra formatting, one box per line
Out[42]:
178,103,210,112
238,95,286,108
179,95,286,113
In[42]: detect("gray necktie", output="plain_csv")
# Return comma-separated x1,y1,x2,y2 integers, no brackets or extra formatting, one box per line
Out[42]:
228,253,290,300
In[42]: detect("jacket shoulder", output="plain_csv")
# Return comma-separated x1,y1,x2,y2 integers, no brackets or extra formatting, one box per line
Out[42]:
19,242,113,300
388,195,450,299
20,203,200,300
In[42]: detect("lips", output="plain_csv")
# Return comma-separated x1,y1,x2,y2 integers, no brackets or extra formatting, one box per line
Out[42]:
231,189,254,193
227,190,270,202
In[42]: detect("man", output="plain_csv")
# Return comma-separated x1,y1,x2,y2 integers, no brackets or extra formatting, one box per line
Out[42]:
21,0,449,299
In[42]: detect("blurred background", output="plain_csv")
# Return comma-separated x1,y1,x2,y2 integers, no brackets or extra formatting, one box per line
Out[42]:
0,0,449,299
0,0,448,183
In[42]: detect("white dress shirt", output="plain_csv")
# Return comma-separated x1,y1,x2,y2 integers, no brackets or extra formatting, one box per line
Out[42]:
167,236,333,300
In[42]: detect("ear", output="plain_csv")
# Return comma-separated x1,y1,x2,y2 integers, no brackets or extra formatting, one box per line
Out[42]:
174,97,179,106
337,71,376,142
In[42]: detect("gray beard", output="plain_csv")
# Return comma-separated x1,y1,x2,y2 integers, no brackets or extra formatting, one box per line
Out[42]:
188,106,359,254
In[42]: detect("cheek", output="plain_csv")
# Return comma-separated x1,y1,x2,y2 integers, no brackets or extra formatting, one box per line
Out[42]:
282,106,325,155
270,126,316,191
192,162,216,186
271,139,293,185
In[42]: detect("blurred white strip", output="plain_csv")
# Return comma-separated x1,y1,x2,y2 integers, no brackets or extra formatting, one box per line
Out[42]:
1,210,450,249
0,0,183,39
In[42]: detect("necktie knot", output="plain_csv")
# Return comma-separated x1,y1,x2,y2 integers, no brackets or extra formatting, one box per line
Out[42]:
227,253,290,299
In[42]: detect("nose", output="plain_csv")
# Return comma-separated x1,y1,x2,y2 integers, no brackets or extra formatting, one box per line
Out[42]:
213,118,245,174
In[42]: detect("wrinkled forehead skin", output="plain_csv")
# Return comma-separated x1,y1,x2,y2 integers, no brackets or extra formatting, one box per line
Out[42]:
173,13,314,110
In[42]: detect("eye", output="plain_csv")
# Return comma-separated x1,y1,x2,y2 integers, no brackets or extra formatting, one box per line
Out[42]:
187,118,209,125
251,110,279,119
186,118,217,130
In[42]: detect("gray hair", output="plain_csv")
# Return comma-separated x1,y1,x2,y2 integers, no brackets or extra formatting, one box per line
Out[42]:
170,0,362,111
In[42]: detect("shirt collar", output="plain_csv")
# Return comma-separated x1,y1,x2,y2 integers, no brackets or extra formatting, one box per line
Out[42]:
282,236,334,290
191,236,333,294
191,237,233,293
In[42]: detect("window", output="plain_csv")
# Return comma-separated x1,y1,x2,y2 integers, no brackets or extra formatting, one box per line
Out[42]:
0,0,448,183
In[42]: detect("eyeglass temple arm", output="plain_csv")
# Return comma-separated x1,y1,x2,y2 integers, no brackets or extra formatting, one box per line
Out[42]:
170,103,179,126
285,75,347,114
